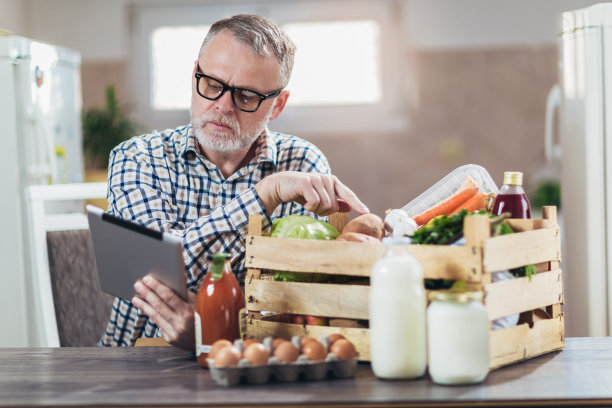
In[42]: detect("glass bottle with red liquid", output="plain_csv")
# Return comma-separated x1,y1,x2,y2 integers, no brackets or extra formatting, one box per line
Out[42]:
492,171,532,219
194,253,245,367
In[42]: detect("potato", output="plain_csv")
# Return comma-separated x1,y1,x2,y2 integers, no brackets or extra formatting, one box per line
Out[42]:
336,231,381,243
341,213,385,239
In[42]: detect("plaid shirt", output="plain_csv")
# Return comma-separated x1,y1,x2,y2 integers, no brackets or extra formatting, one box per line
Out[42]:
99,124,330,346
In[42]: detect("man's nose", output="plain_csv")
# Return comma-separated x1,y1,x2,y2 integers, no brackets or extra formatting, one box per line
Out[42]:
214,90,236,113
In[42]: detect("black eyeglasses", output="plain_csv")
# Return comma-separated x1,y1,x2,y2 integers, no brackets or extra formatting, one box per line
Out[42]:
194,71,282,113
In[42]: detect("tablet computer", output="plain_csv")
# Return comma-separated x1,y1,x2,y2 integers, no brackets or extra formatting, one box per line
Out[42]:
86,205,188,301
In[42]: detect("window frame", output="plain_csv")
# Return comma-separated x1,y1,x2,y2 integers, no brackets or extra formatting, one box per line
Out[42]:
129,0,407,134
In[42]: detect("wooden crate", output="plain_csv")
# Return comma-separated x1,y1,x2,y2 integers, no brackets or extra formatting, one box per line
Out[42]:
244,207,564,370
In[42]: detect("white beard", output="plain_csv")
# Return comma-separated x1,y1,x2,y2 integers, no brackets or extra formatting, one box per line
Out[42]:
191,110,266,153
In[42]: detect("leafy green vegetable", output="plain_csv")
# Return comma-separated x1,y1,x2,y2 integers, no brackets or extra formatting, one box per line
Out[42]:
410,209,487,245
271,215,339,283
271,215,339,240
412,210,536,283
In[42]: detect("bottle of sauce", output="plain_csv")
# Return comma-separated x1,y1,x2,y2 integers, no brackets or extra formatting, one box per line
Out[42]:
427,291,489,385
492,171,532,218
369,237,426,379
194,253,245,368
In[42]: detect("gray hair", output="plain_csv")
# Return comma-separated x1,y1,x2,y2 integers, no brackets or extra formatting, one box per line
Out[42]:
199,14,296,88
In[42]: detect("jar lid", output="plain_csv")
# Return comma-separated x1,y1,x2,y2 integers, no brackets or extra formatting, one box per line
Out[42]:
503,171,523,186
428,290,483,303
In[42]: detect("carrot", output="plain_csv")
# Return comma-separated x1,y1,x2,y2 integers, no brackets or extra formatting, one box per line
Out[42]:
450,192,487,215
414,187,478,226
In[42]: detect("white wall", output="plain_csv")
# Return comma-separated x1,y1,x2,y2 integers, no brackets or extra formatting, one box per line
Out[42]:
2,0,605,61
0,0,28,35
405,0,600,49
26,0,126,60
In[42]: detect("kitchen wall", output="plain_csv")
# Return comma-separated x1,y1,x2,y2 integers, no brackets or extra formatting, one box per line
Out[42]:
0,0,599,216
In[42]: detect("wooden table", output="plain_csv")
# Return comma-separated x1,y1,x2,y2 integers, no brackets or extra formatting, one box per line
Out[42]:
2,337,612,407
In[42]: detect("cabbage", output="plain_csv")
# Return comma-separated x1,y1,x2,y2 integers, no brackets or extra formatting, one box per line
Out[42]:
270,215,339,240
271,215,339,283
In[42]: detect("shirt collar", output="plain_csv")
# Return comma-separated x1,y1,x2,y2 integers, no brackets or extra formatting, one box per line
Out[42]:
182,124,278,168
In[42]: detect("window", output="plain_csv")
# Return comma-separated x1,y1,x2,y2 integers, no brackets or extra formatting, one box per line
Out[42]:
130,1,406,133
150,25,209,110
283,20,381,106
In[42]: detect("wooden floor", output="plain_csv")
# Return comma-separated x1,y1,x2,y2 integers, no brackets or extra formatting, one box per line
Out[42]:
2,337,612,407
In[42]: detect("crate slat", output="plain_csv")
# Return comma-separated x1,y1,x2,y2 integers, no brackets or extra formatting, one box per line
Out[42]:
246,236,480,281
489,314,565,369
483,226,561,273
246,318,371,361
246,280,370,319
246,236,384,276
484,269,563,320
506,218,553,232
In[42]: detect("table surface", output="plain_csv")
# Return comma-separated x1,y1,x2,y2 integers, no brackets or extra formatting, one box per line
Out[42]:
2,337,612,408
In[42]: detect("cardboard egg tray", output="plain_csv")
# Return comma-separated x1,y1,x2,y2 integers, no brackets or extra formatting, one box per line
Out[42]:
207,335,358,386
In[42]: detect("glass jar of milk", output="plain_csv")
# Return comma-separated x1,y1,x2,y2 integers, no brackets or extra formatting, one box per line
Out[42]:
427,291,489,385
369,237,426,379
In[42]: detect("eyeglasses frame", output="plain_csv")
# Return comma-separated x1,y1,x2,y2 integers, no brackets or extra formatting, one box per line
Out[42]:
194,71,282,113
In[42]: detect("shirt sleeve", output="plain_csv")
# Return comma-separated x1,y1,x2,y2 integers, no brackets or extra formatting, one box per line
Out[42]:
99,140,271,346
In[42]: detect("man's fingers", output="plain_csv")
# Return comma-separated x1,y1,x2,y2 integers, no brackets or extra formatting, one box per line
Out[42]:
306,175,337,215
336,198,352,213
133,277,177,332
334,180,369,214
132,285,171,330
132,276,196,351
142,275,183,310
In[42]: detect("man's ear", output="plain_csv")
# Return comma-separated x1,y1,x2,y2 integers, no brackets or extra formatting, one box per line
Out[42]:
269,90,290,120
192,60,199,75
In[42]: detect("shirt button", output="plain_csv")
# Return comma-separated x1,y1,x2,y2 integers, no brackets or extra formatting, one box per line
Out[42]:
222,183,228,190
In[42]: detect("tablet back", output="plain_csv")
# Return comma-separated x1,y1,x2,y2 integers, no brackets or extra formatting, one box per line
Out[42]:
86,205,187,302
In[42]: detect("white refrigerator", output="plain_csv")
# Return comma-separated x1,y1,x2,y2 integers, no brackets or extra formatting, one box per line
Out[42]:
550,3,612,337
0,35,84,347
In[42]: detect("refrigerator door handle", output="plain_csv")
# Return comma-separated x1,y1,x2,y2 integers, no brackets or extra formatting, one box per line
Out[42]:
545,83,562,162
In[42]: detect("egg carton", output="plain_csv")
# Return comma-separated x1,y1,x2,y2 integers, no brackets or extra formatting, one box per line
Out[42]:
207,335,358,386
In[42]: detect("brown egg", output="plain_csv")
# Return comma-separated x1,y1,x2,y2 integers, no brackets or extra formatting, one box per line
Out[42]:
243,343,270,365
243,339,259,349
273,338,288,348
273,341,299,362
300,336,317,346
330,339,357,359
208,339,232,359
302,340,328,361
328,333,346,344
213,346,241,367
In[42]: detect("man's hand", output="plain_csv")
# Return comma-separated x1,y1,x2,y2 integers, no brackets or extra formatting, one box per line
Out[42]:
254,171,369,216
131,275,196,351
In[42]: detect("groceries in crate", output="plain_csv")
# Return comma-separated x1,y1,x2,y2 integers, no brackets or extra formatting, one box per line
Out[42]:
195,253,246,368
243,167,564,375
369,237,427,380
206,335,359,386
338,213,385,240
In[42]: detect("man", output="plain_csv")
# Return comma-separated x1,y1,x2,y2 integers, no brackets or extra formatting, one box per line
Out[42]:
99,14,368,350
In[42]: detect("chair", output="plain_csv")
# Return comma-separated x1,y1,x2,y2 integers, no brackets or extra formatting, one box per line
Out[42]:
46,229,114,346
26,182,113,346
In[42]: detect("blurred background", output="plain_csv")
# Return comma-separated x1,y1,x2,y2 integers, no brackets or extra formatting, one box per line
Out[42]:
0,0,583,216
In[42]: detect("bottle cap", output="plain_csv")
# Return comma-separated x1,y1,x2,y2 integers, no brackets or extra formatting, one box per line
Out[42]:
211,253,228,281
212,253,228,263
503,171,523,186
429,290,483,303
381,236,412,246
